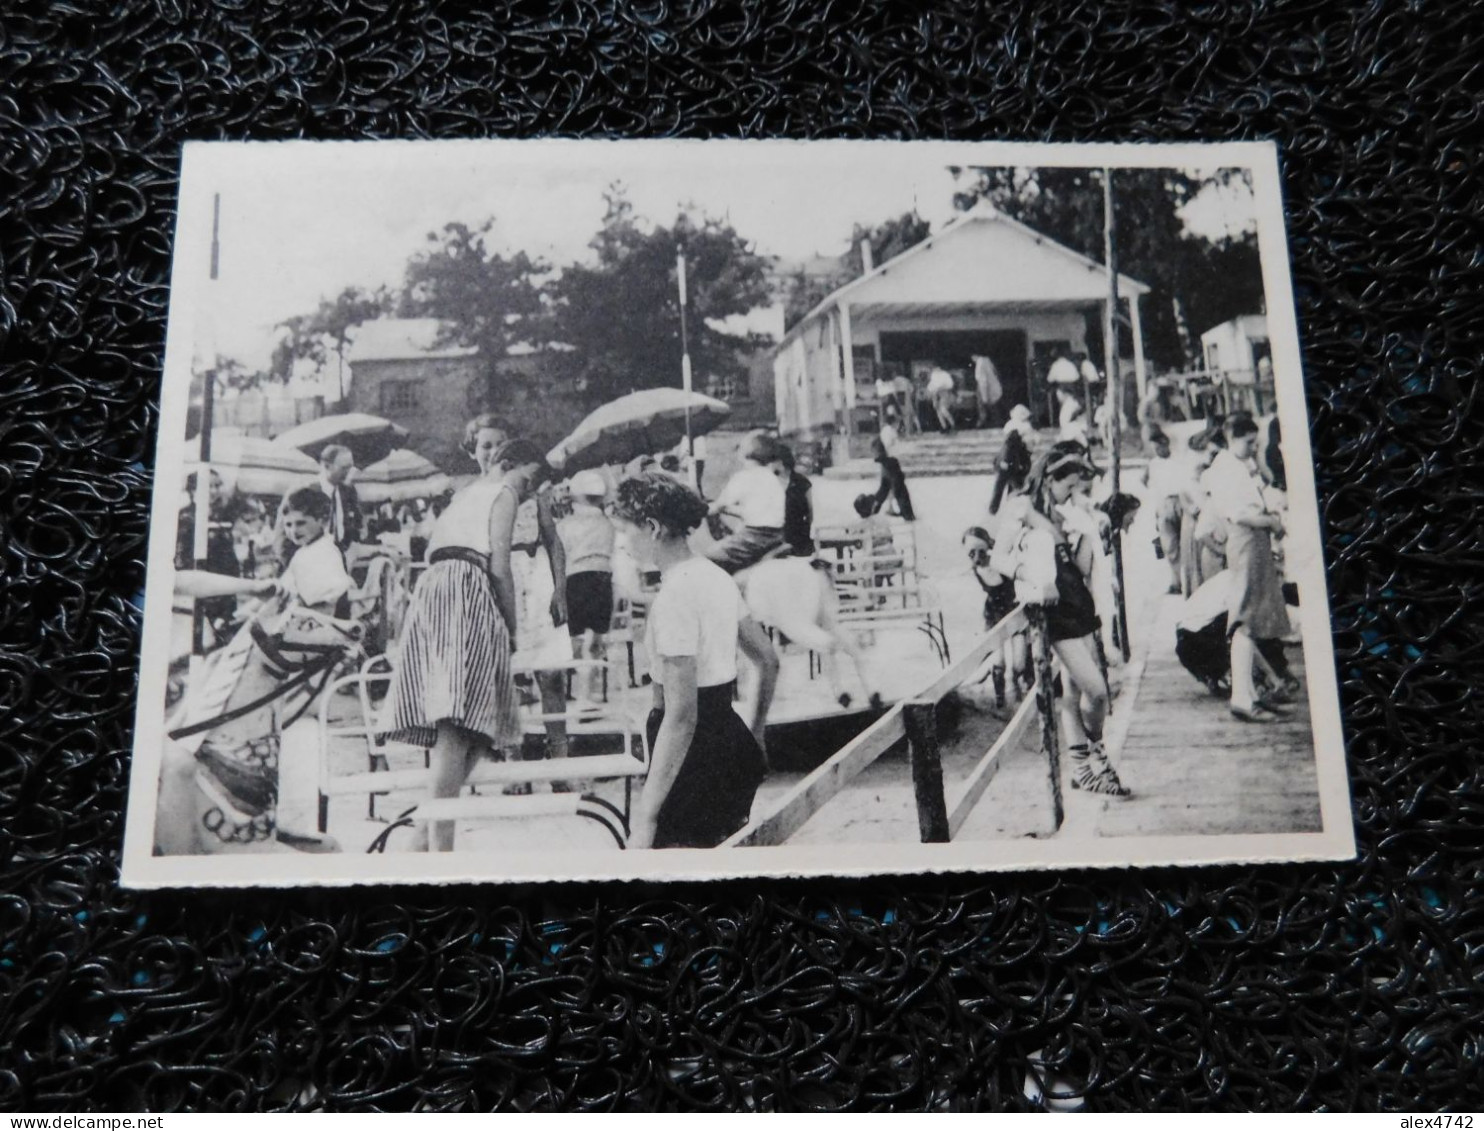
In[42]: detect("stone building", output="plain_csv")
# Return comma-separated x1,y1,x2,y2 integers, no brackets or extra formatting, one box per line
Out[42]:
345,319,482,473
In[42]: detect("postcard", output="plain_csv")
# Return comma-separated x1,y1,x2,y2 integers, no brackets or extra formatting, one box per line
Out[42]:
121,139,1355,887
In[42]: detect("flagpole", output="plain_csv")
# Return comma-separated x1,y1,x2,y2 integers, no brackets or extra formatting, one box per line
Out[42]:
192,191,221,658
676,247,696,491
1103,169,1131,662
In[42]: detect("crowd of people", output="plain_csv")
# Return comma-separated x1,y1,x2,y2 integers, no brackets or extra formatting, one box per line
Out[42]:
174,414,854,853
175,379,1301,849
967,401,1301,803
175,444,454,653
873,352,1013,440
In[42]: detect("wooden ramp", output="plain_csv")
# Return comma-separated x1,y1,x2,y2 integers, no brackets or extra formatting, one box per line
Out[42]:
1094,591,1322,838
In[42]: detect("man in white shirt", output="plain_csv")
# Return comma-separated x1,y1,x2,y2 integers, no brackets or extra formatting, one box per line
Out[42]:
1077,352,1100,388
892,372,918,436
927,366,957,433
1046,353,1081,388
1142,428,1185,594
973,355,1003,428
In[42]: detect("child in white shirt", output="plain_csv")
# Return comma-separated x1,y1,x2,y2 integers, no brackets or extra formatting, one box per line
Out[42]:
279,487,352,615
1142,428,1185,594
557,471,616,704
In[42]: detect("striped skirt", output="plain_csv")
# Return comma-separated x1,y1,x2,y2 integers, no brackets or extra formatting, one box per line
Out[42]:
378,557,521,752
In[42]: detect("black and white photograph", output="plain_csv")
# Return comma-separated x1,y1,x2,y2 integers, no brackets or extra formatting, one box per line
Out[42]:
122,139,1355,887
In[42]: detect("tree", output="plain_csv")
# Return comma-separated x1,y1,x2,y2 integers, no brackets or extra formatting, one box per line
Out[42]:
551,187,773,405
783,210,932,331
399,221,549,357
845,211,932,276
271,285,396,398
948,167,1264,370
394,221,552,425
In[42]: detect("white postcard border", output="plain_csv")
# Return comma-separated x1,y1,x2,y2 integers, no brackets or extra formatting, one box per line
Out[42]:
121,138,1356,889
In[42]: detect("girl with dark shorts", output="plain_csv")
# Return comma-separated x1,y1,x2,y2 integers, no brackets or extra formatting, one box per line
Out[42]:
609,473,780,849
1019,442,1131,797
962,526,1030,710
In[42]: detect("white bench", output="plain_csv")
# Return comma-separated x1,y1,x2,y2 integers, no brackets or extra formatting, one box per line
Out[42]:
316,655,648,841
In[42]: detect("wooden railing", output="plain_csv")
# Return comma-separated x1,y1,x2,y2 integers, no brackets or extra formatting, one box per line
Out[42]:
727,606,1064,848
1160,367,1273,418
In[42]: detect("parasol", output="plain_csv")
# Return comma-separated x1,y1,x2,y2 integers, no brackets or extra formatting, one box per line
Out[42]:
547,388,731,475
354,449,452,505
276,413,410,467
183,433,320,497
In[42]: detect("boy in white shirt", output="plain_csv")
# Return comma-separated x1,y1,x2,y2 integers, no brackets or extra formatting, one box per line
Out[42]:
278,487,353,616
557,471,616,705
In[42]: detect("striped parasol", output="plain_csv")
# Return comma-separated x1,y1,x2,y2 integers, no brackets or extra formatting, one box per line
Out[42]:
276,413,411,467
184,433,320,497
354,449,451,504
547,388,731,475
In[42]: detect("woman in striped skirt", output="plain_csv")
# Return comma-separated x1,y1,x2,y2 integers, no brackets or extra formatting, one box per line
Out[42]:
379,421,549,852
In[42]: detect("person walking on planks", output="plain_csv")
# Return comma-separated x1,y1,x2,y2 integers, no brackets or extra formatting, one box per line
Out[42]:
611,473,779,849
1203,415,1298,723
1011,442,1132,797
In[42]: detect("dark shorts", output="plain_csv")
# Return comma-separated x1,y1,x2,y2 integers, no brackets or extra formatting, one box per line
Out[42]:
982,579,1017,629
566,571,614,636
1044,547,1101,643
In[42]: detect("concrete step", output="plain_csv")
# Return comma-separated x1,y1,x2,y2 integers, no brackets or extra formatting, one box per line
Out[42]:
823,449,1151,480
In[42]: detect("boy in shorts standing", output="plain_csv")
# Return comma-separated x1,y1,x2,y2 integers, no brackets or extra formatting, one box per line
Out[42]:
557,471,616,707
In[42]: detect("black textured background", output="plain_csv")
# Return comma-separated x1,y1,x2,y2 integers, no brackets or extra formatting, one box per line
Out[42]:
2,0,1482,1112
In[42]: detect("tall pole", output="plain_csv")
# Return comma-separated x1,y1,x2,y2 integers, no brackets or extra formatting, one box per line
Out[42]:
192,192,222,657
1103,170,1130,662
676,248,696,491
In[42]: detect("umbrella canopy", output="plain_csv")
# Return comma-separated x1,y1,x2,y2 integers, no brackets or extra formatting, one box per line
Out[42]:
354,449,452,505
548,388,731,475
184,433,321,498
277,413,410,467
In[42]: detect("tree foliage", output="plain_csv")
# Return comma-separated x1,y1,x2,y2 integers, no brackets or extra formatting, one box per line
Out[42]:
549,187,773,404
399,221,548,359
270,285,396,390
948,167,1264,369
782,210,932,331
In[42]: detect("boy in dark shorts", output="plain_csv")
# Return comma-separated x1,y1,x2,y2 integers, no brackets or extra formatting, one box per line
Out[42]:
557,471,616,706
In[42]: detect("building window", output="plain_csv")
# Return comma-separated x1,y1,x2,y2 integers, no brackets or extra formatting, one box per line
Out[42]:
380,380,421,414
708,376,745,402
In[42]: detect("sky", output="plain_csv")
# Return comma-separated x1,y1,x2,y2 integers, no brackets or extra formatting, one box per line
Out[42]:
179,141,1255,372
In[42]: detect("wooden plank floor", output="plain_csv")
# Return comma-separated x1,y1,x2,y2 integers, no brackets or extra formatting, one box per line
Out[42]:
1092,591,1322,838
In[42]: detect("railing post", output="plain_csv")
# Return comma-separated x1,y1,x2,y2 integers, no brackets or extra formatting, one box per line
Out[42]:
1024,607,1064,831
903,700,950,843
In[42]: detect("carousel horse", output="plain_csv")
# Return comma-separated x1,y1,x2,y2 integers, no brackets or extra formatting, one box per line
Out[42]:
154,598,363,856
735,553,882,711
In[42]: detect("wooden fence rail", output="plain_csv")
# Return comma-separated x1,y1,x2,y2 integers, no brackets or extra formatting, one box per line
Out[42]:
729,606,1065,848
